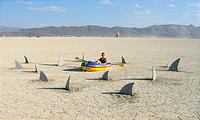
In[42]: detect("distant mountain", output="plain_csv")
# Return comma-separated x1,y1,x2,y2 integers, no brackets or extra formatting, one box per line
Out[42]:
0,26,20,33
1,24,200,38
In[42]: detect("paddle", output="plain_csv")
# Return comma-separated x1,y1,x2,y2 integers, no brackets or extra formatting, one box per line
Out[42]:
117,63,124,67
75,53,85,61
75,57,80,60
75,57,84,62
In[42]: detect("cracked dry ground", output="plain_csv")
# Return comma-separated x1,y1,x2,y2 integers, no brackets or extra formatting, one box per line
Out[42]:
0,37,199,119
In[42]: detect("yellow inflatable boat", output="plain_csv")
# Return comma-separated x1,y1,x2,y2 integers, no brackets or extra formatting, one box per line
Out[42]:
81,61,112,71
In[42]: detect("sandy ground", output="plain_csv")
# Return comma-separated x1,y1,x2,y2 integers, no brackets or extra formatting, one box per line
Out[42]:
0,37,199,120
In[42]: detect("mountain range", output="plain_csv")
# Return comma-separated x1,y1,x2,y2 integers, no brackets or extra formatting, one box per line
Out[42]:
0,24,200,38
0,26,20,33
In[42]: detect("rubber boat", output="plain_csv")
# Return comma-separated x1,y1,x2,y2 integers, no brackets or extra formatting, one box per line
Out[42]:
81,61,112,71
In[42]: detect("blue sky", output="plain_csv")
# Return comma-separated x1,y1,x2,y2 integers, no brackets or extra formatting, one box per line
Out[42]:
0,0,199,28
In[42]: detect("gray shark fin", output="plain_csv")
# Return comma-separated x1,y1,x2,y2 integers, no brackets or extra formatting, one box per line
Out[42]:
15,60,23,69
65,75,70,90
39,71,48,81
24,56,29,63
119,83,134,95
102,71,109,80
122,56,126,63
169,58,181,71
35,65,38,73
58,56,63,66
152,66,156,80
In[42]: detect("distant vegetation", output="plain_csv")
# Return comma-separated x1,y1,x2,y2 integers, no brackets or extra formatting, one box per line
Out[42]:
1,24,200,38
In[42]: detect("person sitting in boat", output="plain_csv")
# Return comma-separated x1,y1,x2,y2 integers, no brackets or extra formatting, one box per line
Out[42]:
96,52,107,64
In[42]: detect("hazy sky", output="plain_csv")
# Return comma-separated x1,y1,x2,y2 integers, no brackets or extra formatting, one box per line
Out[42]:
0,0,199,28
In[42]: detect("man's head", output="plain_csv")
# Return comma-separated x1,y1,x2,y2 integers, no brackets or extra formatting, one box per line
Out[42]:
101,52,105,57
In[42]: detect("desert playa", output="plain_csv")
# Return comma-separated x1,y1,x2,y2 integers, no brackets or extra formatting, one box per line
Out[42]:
0,37,199,119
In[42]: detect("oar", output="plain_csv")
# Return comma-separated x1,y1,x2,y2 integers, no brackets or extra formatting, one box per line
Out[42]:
75,53,85,61
75,57,124,67
75,57,80,60
111,63,124,67
117,63,124,67
75,57,84,62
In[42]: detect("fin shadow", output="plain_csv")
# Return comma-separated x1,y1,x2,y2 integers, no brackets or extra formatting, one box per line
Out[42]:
157,65,168,68
21,63,29,65
160,69,176,72
112,62,129,65
85,78,99,80
21,70,37,73
64,59,82,62
156,69,189,73
21,62,37,64
32,79,53,82
39,64,58,66
64,60,74,62
102,92,120,95
102,92,134,96
38,87,67,90
85,78,108,80
112,63,120,65
158,69,184,72
120,78,152,81
63,67,82,72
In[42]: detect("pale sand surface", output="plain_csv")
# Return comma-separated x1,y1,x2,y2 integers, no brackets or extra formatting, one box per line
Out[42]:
0,37,199,119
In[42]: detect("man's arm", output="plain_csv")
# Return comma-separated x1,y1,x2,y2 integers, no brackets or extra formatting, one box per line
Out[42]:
96,58,100,63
